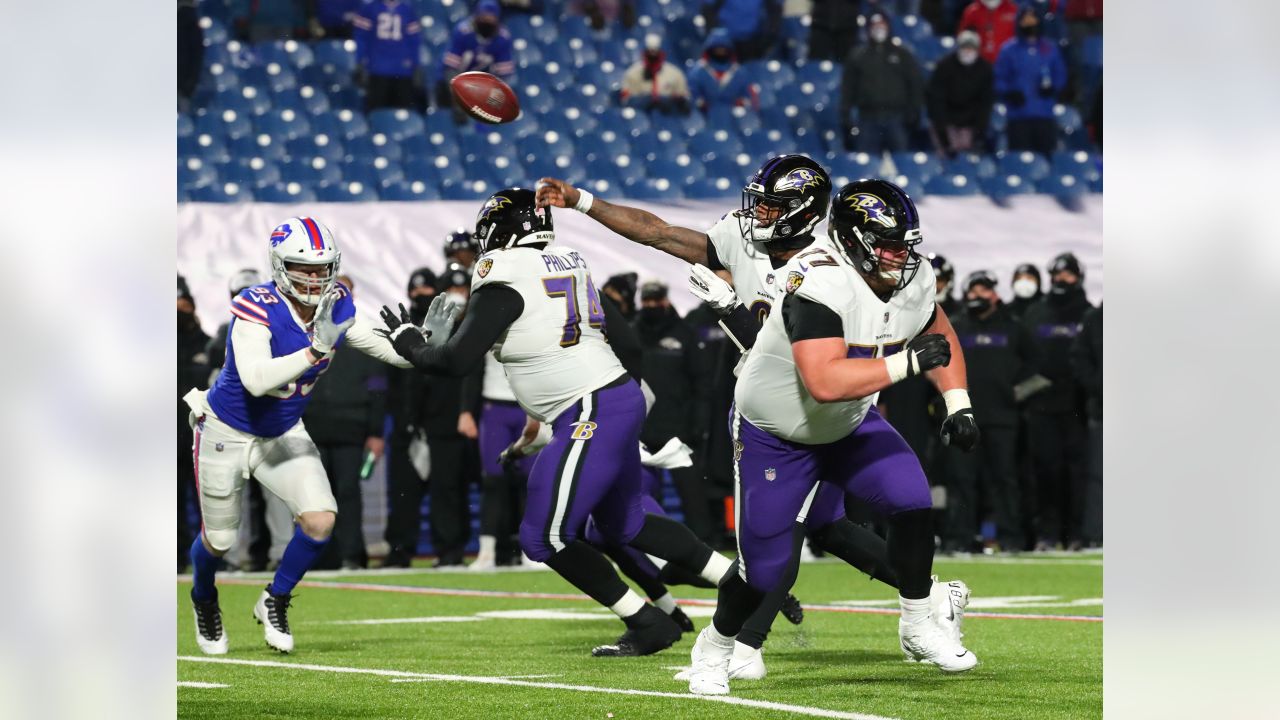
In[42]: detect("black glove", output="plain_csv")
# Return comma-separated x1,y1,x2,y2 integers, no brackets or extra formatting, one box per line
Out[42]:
904,333,951,377
1004,90,1026,108
940,408,980,451
375,303,427,359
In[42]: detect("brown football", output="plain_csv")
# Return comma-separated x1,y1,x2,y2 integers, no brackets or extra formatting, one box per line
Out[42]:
449,71,520,124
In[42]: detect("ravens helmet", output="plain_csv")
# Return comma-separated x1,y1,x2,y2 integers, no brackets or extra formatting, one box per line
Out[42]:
739,154,832,249
474,188,554,253
827,179,924,292
444,228,480,261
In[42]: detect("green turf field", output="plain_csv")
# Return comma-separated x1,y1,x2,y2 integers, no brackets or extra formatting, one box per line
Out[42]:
178,554,1102,719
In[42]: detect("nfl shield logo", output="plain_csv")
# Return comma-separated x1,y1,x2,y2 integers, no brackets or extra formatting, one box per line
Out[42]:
764,467,777,481
477,258,493,278
884,311,890,323
215,442,224,452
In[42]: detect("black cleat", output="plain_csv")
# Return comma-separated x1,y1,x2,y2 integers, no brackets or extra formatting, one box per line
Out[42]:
591,605,683,657
781,593,804,625
668,606,695,633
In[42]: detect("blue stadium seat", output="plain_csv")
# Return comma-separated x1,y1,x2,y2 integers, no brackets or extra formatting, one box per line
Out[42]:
326,86,366,113
989,103,1008,134
190,181,253,203
646,153,706,187
513,37,544,68
924,173,981,196
732,108,764,137
253,40,315,71
381,179,443,201
242,62,298,94
519,130,575,159
419,15,450,47
281,157,343,187
230,133,287,162
1054,104,1086,147
198,16,229,45
997,151,1052,182
539,60,574,93
196,108,254,140
827,152,880,185
398,134,433,161
439,179,495,201
255,182,318,203
1036,173,1085,197
580,175,620,197
273,85,332,116
527,14,559,45
316,181,380,202
401,156,441,186
424,108,462,141
183,132,230,163
893,15,935,46
889,171,926,199
230,85,273,116
981,174,1036,199
178,158,217,191
611,154,646,185
312,40,358,77
204,61,240,93
577,130,632,165
544,107,599,139
740,127,788,162
780,16,811,61
614,106,653,136
685,176,738,199
944,153,997,179
255,108,312,142
703,150,755,182
329,109,371,141
1051,150,1101,185
640,129,689,163
519,83,556,115
287,133,344,162
430,156,467,187
566,36,600,68
623,177,685,201
369,108,426,142
342,157,406,188
219,157,282,189
346,133,404,163
913,36,953,69
178,113,194,139
688,128,745,164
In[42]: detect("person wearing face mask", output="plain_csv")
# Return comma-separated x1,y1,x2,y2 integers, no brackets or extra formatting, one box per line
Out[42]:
940,270,1036,553
839,12,925,155
808,0,861,62
178,276,211,573
437,0,516,123
994,5,1068,157
701,0,783,62
620,34,691,115
632,281,714,542
929,253,961,317
689,29,760,119
1071,301,1102,549
352,0,424,113
1007,262,1042,321
927,30,994,156
957,0,1019,66
1020,252,1093,551
602,273,639,321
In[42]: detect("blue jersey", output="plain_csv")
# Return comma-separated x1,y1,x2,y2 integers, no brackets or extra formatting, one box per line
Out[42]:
352,0,422,77
206,282,356,438
439,21,515,80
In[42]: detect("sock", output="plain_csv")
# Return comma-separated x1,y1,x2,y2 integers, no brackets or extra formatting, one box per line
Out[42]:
608,589,647,619
900,595,931,625
699,552,733,586
268,525,329,596
189,536,220,603
657,562,717,589
477,534,496,557
629,514,728,583
711,568,765,638
888,508,935,599
737,523,806,649
602,544,670,600
704,621,737,649
653,592,677,614
542,540,633,608
812,519,899,589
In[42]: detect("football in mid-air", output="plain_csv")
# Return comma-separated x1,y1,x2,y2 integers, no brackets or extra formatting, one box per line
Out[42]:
449,71,520,124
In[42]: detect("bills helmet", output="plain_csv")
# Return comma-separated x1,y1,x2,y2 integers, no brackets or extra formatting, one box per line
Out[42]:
828,179,924,292
738,154,832,248
474,188,553,252
268,217,341,305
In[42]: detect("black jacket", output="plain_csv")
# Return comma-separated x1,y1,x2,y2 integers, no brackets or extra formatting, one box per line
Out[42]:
1072,304,1102,421
302,344,388,446
950,304,1037,427
1020,287,1093,414
927,52,994,131
387,304,480,439
841,39,924,119
178,318,210,445
1007,292,1042,322
634,307,709,448
684,302,740,486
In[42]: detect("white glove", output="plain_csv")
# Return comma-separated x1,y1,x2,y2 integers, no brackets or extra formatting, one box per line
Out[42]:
311,289,355,355
688,263,739,316
423,294,462,347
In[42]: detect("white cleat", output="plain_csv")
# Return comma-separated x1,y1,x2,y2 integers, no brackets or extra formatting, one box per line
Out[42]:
899,617,978,673
929,575,971,644
468,552,497,571
687,627,733,695
520,552,546,570
253,586,295,653
191,595,228,655
675,640,766,681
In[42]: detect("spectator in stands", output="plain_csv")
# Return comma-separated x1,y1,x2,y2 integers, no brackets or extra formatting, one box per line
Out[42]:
232,0,309,42
312,0,360,39
438,0,516,123
498,0,545,15
633,281,714,541
353,0,423,112
1065,0,1103,98
602,272,639,321
957,0,1018,66
689,29,760,118
178,1,203,114
567,0,637,31
927,30,993,156
839,12,924,155
620,35,691,115
1007,262,1042,321
701,0,783,62
808,0,860,62
303,276,386,570
177,276,209,573
994,5,1067,157
1072,301,1102,549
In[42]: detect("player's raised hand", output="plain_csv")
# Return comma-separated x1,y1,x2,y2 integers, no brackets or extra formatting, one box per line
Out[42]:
903,333,951,376
423,294,461,347
535,177,579,209
311,288,355,356
376,302,427,358
940,408,980,451
688,264,740,316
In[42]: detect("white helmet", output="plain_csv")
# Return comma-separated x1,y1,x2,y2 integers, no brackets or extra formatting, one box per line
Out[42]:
228,267,264,296
268,216,341,305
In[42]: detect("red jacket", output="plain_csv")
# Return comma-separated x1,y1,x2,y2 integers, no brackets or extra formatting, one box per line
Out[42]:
958,0,1020,65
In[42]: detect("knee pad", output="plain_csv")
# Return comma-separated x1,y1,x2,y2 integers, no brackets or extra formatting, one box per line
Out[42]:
299,510,336,540
203,528,238,554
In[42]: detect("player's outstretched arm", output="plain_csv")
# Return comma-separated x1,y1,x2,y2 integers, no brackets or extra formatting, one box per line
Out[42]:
229,320,318,397
536,177,709,265
381,286,525,376
345,314,414,368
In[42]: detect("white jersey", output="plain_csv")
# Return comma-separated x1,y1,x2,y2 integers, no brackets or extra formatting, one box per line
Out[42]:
480,349,517,401
471,244,625,422
706,213,787,322
735,236,938,445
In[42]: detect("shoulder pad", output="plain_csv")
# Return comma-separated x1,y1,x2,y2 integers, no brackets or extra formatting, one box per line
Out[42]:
471,250,521,290
229,285,280,326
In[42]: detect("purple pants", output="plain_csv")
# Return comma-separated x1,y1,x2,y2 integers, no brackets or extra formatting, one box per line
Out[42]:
520,379,647,562
478,399,537,478
585,462,665,577
734,406,931,592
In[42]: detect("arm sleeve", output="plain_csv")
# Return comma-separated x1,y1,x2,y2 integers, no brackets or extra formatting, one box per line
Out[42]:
403,284,525,376
601,295,643,382
345,314,414,368
442,28,466,70
782,294,845,342
229,320,315,397
459,362,484,415
704,236,726,271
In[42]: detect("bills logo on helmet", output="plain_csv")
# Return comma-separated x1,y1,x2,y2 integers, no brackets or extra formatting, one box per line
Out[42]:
773,168,820,193
480,196,512,221
785,271,805,294
477,258,493,278
847,193,897,228
270,224,292,246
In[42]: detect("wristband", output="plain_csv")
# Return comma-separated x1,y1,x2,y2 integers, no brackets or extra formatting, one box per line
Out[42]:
574,188,594,213
884,352,916,383
308,346,329,363
942,388,971,415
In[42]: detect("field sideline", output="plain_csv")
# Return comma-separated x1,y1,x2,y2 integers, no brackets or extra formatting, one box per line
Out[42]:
177,555,1102,719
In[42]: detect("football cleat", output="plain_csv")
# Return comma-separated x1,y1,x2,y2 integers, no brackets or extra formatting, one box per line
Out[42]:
191,593,228,655
780,593,804,625
669,607,695,633
675,640,765,681
592,605,682,657
253,586,294,653
899,617,978,672
686,627,734,695
929,576,970,644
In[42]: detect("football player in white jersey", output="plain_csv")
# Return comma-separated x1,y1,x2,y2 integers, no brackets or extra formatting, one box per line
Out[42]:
378,188,735,656
682,179,983,695
536,158,969,679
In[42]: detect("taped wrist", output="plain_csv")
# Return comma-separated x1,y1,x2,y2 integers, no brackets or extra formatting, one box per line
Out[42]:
884,351,920,383
942,388,971,415
574,189,594,213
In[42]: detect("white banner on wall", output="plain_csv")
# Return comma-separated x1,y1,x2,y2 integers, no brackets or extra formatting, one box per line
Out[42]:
178,196,1102,334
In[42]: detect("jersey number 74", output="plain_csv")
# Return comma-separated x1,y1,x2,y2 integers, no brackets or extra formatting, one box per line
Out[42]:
543,274,606,347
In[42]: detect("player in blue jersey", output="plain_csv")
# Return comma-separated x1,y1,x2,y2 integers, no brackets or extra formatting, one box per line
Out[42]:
182,217,413,655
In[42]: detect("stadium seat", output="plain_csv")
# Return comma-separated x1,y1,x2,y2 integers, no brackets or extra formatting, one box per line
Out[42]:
924,173,980,196
219,157,282,189
381,179,443,201
312,40,358,78
1054,104,1087,147
330,108,371,141
519,83,556,116
253,40,315,71
326,86,366,113
576,130,631,166
513,37,544,68
281,157,343,187
369,108,426,142
913,36,954,69
527,14,559,45
286,133,344,163
531,153,587,185
190,181,253,203
1052,150,1101,185
741,127,790,161
981,173,1036,199
889,171,926,199
315,181,379,202
196,108,254,141
544,106,599,139
647,152,706,186
430,156,467,188
623,177,685,201
178,158,217,191
177,113,194,139
342,156,405,188
346,133,403,164
685,176,737,199
254,108,312,142
944,153,997,179
205,61,240,93
688,128,745,164
989,103,1008,134
610,154,646,185
198,15,229,45
231,85,273,116
827,152,880,183
520,130,575,159
242,62,298,94
997,151,1052,182
440,179,495,201
183,131,230,163
1036,173,1085,197
231,133,288,162
255,182,318,203
613,106,653,137
419,15,449,47
273,85,332,116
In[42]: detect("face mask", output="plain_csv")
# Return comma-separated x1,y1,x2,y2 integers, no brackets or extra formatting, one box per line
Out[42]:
475,20,498,38
1018,24,1040,39
444,291,468,309
1050,278,1078,295
638,306,668,324
869,27,889,43
958,49,979,65
178,309,197,330
1012,278,1039,299
411,294,434,314
965,296,993,315
710,51,731,65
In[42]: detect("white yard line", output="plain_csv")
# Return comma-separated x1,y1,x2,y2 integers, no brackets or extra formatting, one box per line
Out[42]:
177,681,229,689
327,616,483,625
178,656,901,720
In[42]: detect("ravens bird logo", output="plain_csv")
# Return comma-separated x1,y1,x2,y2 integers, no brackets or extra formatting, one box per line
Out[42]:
479,195,512,222
772,168,820,193
847,193,897,228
